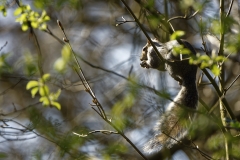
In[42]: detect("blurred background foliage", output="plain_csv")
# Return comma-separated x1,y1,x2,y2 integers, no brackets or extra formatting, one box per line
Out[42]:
0,0,240,160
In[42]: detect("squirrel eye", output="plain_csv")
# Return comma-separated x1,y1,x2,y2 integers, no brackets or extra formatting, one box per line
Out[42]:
143,47,147,51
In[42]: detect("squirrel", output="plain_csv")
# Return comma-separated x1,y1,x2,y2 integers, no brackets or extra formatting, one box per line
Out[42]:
140,38,198,153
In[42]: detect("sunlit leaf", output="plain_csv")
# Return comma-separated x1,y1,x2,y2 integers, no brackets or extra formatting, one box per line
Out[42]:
54,89,61,99
43,15,50,21
31,21,39,28
40,23,47,30
54,58,66,72
170,31,185,40
14,7,22,16
39,86,49,96
211,65,221,76
61,45,71,62
51,101,61,110
0,5,7,17
26,5,31,11
26,81,39,90
39,96,50,106
22,24,29,31
42,73,50,81
31,87,39,98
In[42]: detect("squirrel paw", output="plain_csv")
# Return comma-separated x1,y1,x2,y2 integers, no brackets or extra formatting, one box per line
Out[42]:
140,61,150,69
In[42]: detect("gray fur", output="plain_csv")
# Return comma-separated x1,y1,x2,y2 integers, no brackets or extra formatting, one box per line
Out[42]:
140,39,198,153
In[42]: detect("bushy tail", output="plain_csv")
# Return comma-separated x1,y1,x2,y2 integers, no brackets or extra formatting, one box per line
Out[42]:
144,82,198,153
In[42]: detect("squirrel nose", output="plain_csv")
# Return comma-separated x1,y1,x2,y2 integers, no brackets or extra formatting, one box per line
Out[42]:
140,56,147,61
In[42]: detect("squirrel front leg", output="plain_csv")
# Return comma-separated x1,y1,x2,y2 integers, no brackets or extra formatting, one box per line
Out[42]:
140,39,196,86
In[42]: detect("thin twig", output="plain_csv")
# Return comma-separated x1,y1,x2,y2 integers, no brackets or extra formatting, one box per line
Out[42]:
226,0,234,17
119,0,165,65
2,119,77,158
17,2,53,106
57,20,107,119
161,132,215,160
224,74,240,93
73,130,118,137
0,102,40,116
0,41,8,52
57,20,147,160
167,10,199,22
200,17,209,55
32,31,43,75
116,16,135,26
0,79,22,96
44,26,64,45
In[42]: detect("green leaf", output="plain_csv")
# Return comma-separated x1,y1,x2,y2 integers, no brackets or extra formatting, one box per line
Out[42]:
22,24,29,31
54,58,66,72
43,15,50,21
51,101,61,110
215,56,226,62
31,21,39,28
61,45,71,61
0,5,7,17
31,87,39,98
2,10,7,17
39,96,47,102
40,23,47,30
39,96,50,106
211,65,221,76
14,7,22,16
199,55,210,61
26,81,39,90
54,89,61,99
181,48,191,54
42,73,50,81
39,86,49,96
26,5,31,11
170,31,185,40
